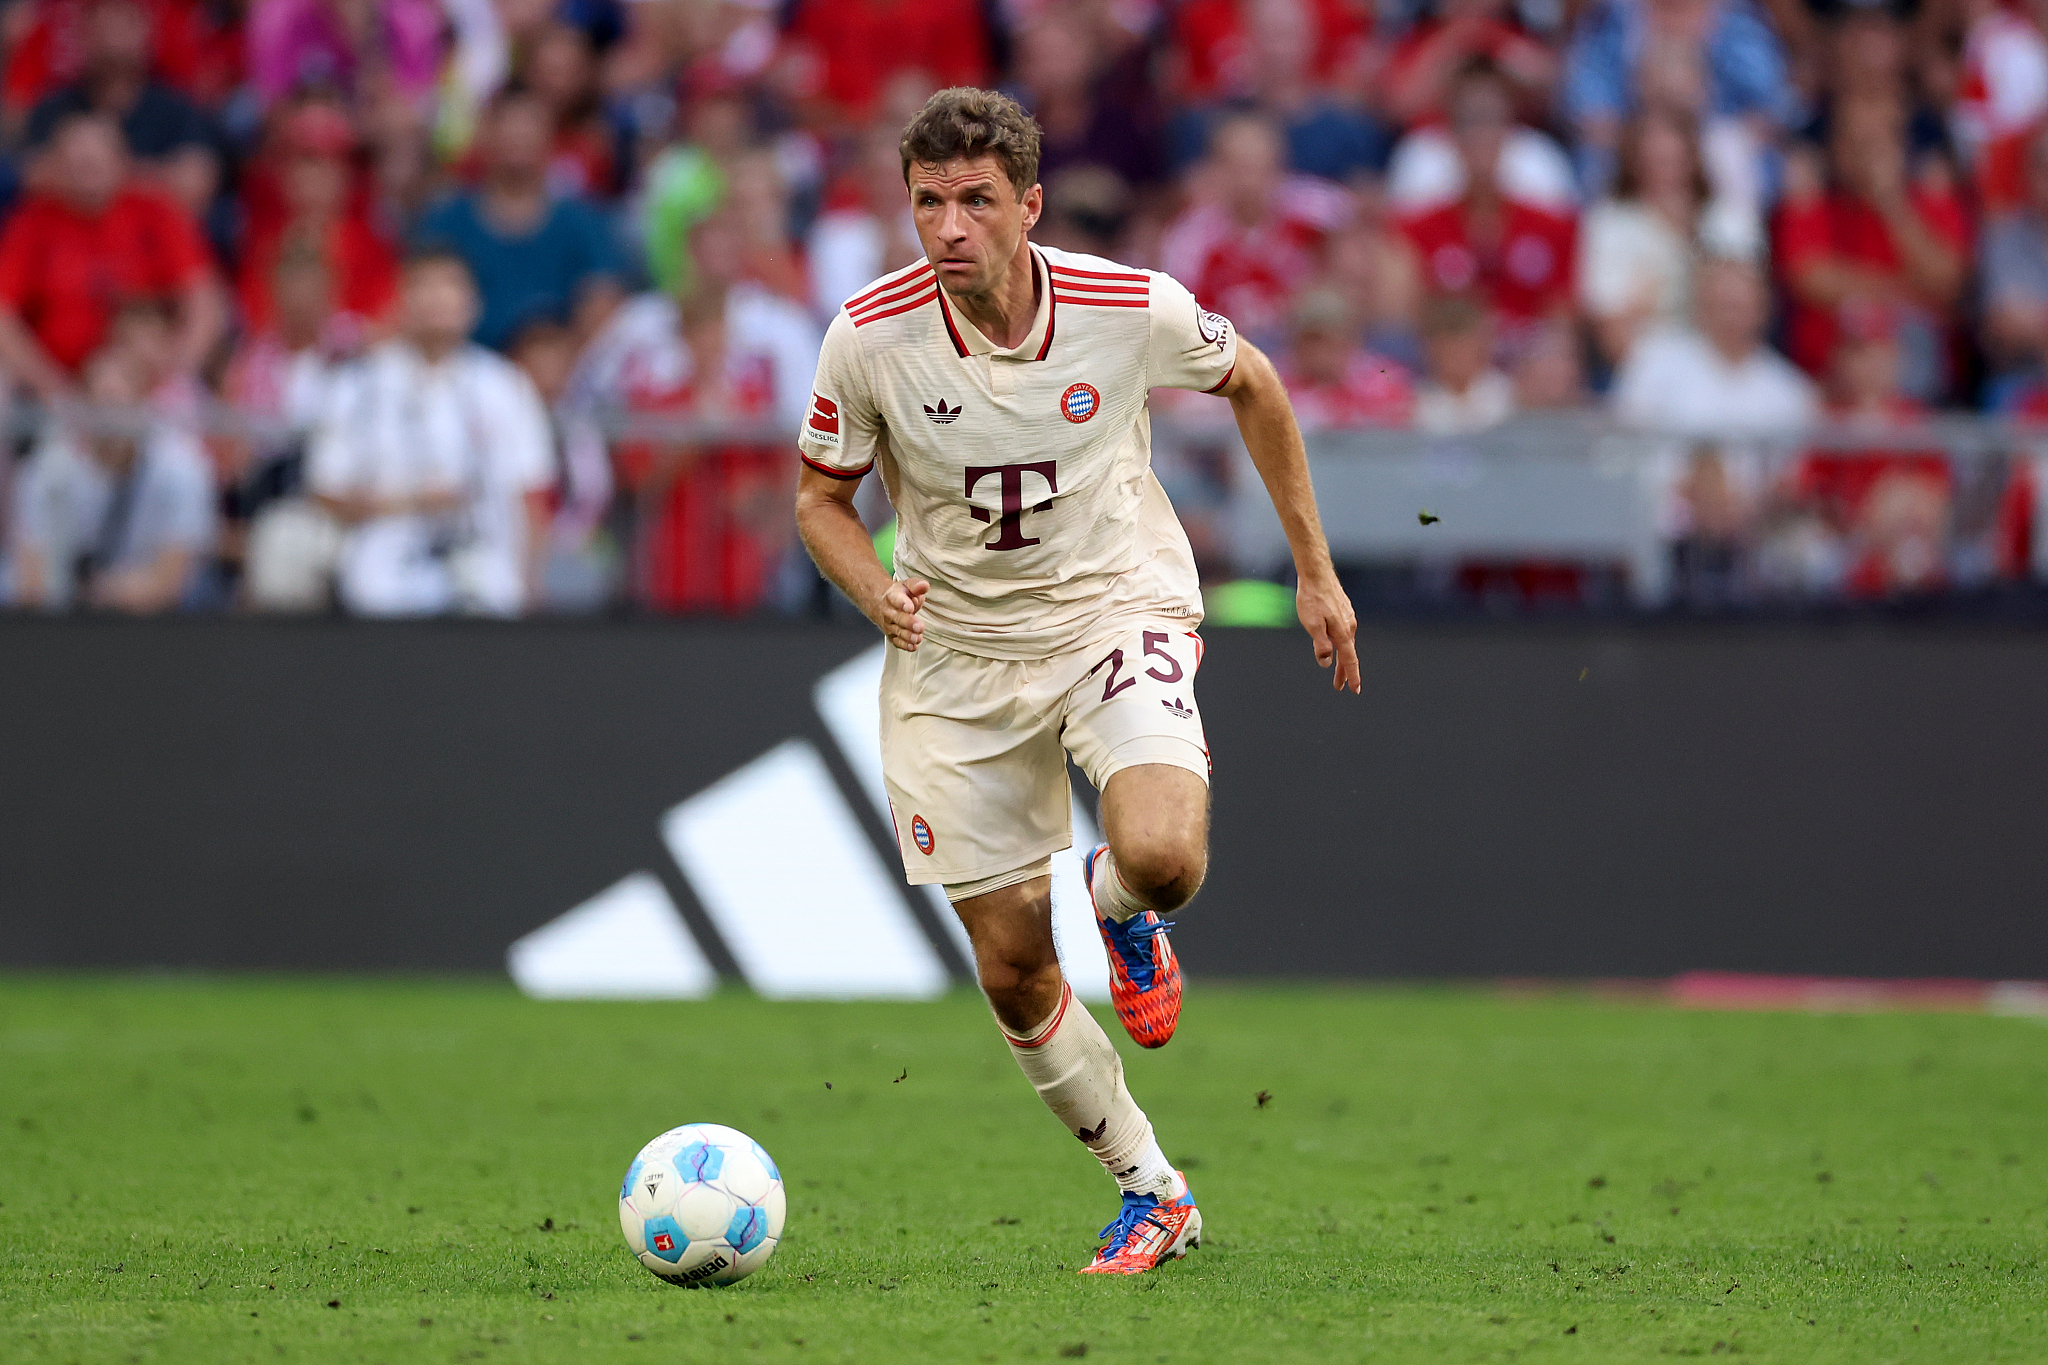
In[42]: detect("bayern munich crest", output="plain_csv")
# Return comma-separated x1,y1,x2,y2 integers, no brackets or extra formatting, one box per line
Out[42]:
910,815,935,855
1060,383,1100,424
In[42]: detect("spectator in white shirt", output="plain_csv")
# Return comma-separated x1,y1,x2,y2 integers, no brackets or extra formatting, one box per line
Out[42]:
1613,258,1820,601
1612,259,1819,437
1413,293,1516,435
307,248,555,618
6,346,214,611
806,125,925,324
1579,108,1766,371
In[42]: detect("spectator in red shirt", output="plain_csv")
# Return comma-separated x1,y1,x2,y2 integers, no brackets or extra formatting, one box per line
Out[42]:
1167,0,1373,103
1159,111,1354,345
1398,63,1576,339
1278,288,1414,430
1384,0,1558,128
0,111,223,400
572,207,820,614
1946,0,2048,213
237,103,397,340
22,0,220,221
1773,303,1952,598
1,0,225,121
725,146,808,306
1775,99,1968,398
454,25,618,199
782,0,992,126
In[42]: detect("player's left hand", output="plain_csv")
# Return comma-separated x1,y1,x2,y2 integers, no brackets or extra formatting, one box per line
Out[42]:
876,577,930,652
1297,572,1361,694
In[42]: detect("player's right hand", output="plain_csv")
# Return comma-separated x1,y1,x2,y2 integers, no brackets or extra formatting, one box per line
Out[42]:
877,578,930,652
1298,572,1361,694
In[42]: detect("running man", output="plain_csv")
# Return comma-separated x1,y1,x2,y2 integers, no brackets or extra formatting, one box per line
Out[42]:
794,88,1360,1275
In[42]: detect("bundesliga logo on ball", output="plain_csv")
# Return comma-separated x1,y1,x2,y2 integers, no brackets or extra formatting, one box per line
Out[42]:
618,1123,786,1286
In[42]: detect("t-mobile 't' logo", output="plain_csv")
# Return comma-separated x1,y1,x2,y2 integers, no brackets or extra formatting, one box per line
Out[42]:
964,461,1059,551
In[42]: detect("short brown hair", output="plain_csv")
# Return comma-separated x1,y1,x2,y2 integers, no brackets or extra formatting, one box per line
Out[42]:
900,87,1042,195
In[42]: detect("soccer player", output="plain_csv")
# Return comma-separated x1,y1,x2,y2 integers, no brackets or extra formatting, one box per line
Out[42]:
794,88,1360,1275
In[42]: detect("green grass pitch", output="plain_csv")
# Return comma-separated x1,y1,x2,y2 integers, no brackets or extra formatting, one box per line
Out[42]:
2,977,2044,1363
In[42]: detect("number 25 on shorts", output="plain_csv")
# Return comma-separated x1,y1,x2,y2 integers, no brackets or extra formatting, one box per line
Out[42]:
1091,631,1187,703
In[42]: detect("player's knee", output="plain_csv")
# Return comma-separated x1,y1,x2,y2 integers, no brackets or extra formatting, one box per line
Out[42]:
1116,835,1207,912
976,944,1061,1026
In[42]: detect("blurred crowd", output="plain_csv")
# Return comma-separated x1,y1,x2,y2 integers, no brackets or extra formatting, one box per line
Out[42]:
0,0,2045,616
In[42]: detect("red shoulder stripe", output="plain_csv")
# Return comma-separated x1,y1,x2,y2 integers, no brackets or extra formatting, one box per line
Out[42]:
800,453,873,480
845,262,932,310
849,272,937,318
852,288,938,326
1054,294,1148,308
1048,281,1148,296
1048,264,1149,283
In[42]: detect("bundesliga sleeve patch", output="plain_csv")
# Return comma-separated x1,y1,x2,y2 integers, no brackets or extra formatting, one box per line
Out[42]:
806,393,842,447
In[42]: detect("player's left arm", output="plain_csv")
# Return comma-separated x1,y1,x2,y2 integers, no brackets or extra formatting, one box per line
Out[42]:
1214,341,1361,694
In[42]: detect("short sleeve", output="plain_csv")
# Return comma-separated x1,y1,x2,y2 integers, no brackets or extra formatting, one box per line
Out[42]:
1147,270,1239,394
797,310,880,479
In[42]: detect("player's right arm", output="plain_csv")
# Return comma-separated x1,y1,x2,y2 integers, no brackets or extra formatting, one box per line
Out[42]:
795,466,929,651
793,311,930,651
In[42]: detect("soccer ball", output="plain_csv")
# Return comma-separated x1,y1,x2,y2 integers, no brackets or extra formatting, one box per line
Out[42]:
617,1123,786,1286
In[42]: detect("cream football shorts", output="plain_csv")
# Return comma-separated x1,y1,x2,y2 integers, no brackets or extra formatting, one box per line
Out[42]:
880,619,1210,886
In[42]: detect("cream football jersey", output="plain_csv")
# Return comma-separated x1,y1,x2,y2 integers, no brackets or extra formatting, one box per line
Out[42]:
798,245,1238,659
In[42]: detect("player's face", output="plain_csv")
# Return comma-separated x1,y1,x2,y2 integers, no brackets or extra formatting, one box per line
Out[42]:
907,155,1042,298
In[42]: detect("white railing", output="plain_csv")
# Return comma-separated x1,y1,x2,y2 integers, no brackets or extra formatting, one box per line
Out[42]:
8,402,2046,611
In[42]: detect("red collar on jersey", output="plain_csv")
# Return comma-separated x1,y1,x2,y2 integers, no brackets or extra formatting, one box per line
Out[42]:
935,247,1057,362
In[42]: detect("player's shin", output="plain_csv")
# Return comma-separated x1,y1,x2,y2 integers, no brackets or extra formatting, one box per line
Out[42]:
996,983,1180,1198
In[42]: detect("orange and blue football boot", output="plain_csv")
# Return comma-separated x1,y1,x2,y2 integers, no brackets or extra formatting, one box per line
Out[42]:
1077,1177,1202,1275
1084,842,1182,1048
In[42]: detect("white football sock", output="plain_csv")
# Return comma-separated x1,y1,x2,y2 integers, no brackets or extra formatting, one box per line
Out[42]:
998,983,1180,1198
1088,849,1151,924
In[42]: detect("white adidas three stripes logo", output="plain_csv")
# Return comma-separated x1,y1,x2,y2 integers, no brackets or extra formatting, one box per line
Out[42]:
508,645,1114,1002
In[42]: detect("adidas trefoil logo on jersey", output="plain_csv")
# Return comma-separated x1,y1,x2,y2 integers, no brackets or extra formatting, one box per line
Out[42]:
1161,697,1194,720
923,399,961,425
